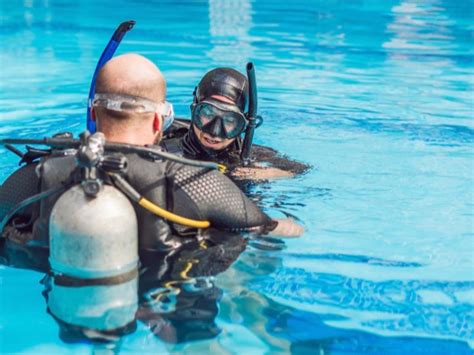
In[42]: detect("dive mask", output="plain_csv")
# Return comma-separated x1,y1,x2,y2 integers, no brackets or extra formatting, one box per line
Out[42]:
191,99,247,139
92,93,175,130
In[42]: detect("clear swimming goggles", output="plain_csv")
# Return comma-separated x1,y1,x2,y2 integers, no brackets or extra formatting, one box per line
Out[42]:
192,99,247,139
92,93,175,130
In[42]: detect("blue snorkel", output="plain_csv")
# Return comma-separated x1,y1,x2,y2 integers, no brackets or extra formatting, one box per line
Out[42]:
87,20,136,133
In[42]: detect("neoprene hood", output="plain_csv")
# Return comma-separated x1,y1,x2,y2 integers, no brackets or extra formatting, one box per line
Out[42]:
194,68,249,112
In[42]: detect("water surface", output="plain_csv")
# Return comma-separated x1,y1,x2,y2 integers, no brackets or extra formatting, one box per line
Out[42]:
0,0,473,353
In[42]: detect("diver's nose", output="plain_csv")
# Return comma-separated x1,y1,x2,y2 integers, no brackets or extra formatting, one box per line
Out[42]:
206,118,225,138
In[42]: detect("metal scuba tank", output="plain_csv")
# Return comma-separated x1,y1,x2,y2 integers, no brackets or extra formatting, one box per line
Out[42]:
48,132,139,279
49,184,138,279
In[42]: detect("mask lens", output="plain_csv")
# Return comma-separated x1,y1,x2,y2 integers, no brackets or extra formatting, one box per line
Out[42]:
222,115,240,134
193,105,215,129
192,103,246,138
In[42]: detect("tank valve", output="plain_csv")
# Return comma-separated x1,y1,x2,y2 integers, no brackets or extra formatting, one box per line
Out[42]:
76,131,107,197
81,179,103,197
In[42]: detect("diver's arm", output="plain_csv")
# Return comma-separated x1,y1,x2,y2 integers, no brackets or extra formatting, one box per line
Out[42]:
231,166,295,180
231,145,310,181
269,218,304,237
169,164,304,237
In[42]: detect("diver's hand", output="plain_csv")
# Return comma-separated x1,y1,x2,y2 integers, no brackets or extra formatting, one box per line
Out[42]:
269,218,304,238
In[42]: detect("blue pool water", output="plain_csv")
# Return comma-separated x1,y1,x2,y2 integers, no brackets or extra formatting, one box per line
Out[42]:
1,0,473,353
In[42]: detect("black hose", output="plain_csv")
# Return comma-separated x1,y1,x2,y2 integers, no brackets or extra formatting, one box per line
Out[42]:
1,137,79,149
4,144,24,158
0,185,66,233
241,62,258,165
105,143,220,170
247,62,257,117
0,137,222,171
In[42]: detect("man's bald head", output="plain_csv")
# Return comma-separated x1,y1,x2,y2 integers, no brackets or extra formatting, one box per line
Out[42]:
95,53,166,102
93,54,166,145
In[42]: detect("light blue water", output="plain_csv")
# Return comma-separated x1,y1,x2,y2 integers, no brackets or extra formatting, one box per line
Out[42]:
1,0,473,353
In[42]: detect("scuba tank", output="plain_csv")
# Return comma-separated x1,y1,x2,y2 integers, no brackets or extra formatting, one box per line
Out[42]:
46,132,139,335
49,184,138,279
48,132,139,280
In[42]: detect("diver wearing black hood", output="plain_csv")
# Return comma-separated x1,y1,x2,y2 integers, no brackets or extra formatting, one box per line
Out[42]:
164,68,249,166
162,67,309,178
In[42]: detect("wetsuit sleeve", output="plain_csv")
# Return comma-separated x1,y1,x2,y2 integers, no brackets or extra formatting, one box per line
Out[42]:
250,145,310,175
0,163,40,221
168,164,276,233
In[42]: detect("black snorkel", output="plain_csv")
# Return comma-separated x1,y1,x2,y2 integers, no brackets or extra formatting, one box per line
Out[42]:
240,62,261,166
87,20,135,133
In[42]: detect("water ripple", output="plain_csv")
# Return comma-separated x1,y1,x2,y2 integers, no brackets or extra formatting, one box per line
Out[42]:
254,267,474,343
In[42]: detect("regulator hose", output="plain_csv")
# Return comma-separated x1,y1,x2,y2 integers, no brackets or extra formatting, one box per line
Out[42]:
109,173,210,229
0,185,66,233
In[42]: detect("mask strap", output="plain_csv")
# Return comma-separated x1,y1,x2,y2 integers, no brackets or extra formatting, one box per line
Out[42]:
190,87,198,112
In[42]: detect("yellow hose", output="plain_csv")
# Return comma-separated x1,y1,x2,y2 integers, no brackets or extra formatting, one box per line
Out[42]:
217,164,227,173
138,197,210,229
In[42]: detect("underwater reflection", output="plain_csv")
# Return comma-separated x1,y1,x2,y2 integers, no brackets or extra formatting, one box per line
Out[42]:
216,247,473,353
137,231,247,343
43,273,138,345
0,230,247,346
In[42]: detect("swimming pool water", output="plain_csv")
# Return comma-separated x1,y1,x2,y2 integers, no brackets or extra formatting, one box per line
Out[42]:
1,0,473,353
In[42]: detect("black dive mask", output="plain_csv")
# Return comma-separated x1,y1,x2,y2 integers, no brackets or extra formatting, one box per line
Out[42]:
191,98,247,139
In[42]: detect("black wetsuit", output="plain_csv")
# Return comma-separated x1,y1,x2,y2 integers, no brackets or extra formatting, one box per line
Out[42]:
137,231,247,343
161,118,310,175
0,149,276,253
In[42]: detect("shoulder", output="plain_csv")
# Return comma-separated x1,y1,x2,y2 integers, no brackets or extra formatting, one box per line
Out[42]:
167,162,231,187
160,118,191,155
163,118,190,140
1,164,38,196
1,163,40,220
166,162,249,207
159,137,183,156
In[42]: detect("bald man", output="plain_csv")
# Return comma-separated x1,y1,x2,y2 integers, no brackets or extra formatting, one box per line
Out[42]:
1,54,304,252
91,54,170,145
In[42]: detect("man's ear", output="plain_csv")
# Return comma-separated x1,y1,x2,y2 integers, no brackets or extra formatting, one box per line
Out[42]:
91,107,96,121
153,112,162,132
